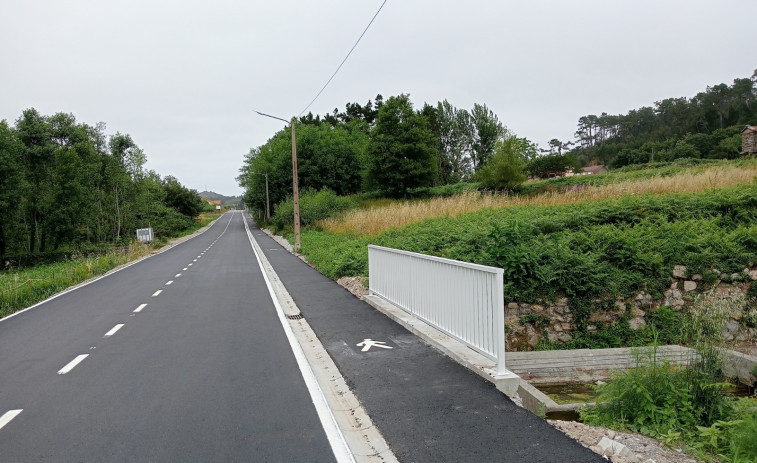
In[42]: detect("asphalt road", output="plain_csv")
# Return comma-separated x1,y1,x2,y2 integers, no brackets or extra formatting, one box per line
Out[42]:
0,212,337,462
248,215,606,463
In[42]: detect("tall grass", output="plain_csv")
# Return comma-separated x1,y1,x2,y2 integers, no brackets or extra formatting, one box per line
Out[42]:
320,163,757,236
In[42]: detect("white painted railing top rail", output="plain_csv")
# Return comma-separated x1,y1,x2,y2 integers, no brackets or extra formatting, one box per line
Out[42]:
368,245,506,374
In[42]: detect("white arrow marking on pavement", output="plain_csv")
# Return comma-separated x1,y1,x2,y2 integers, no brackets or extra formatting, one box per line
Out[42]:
356,339,393,352
58,354,89,374
0,410,22,431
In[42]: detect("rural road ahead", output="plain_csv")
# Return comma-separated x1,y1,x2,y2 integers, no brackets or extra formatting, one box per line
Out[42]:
0,212,338,461
0,211,604,462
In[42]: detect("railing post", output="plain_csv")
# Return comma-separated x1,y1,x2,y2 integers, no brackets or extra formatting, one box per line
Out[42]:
495,269,506,375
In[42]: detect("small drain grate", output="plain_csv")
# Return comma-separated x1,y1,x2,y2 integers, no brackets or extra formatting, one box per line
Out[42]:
286,313,304,320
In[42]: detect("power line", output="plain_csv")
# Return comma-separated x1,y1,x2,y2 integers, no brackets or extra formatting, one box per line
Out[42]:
298,0,388,117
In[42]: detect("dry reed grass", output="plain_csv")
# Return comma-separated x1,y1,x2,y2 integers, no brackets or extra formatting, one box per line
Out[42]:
319,164,757,236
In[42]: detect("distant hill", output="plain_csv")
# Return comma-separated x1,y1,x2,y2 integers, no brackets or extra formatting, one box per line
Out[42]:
198,191,243,208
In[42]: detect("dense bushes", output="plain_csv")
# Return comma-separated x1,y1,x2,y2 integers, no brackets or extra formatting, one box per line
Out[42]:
302,185,757,306
271,188,359,232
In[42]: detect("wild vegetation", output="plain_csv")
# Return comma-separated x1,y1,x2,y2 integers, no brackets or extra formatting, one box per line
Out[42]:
0,109,205,267
568,72,757,168
237,95,531,220
580,294,757,462
0,108,214,318
319,160,757,236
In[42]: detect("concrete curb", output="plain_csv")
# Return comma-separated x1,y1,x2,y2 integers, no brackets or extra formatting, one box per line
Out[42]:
248,226,399,463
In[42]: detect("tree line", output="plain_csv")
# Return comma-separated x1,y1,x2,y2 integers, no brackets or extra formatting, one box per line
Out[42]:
568,71,757,168
238,94,537,216
0,108,205,265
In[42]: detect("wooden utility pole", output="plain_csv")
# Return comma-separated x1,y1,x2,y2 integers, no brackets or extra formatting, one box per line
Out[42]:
264,173,270,222
291,117,301,252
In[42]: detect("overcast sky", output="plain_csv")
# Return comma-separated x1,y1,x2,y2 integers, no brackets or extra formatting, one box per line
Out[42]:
2,1,755,196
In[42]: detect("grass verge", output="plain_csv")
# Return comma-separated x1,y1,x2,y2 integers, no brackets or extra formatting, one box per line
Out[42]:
0,212,222,319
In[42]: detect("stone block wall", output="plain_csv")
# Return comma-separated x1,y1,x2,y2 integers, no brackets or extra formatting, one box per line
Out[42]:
505,265,757,351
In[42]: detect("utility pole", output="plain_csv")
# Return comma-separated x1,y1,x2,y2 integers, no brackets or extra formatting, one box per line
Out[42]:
264,173,270,222
253,111,301,252
290,117,301,252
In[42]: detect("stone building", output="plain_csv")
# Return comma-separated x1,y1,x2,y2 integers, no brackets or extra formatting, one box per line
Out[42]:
742,125,757,155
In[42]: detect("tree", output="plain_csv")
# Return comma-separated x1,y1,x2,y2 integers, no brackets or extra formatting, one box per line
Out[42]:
295,123,365,196
526,153,578,178
470,103,505,171
0,120,24,257
162,175,204,218
426,100,473,184
365,95,437,197
473,137,527,190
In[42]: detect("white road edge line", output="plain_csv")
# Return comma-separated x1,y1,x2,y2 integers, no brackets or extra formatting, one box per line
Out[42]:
104,324,124,337
152,290,162,297
0,213,230,325
0,409,22,431
243,214,355,463
58,354,89,374
134,303,148,313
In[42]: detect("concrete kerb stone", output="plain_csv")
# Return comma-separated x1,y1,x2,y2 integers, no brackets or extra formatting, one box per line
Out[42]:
249,229,398,463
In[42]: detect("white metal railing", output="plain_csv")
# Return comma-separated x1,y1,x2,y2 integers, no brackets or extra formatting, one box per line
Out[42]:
368,245,506,374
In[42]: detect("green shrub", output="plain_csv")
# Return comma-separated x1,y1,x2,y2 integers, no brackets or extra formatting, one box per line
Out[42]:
299,184,757,299
272,188,359,232
723,398,757,461
518,313,550,329
644,307,684,345
581,346,732,435
747,282,757,300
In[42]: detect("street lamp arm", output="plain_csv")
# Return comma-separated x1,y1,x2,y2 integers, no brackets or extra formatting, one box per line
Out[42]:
254,110,290,124
253,109,301,252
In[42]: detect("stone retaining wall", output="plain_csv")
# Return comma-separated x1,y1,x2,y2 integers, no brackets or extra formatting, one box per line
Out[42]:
506,265,757,351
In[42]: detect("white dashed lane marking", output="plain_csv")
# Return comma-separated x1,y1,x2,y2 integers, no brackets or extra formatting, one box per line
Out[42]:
104,324,124,337
58,354,89,374
152,290,162,297
165,281,173,286
175,273,181,278
0,410,22,431
134,303,147,313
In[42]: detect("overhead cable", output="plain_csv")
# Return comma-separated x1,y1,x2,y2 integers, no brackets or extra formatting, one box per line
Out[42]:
298,0,388,117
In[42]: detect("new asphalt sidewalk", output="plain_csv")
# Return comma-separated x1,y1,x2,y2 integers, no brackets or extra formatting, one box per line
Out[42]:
246,215,603,463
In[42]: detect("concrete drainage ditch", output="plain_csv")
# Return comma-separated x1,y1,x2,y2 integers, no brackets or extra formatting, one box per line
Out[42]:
507,345,757,417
